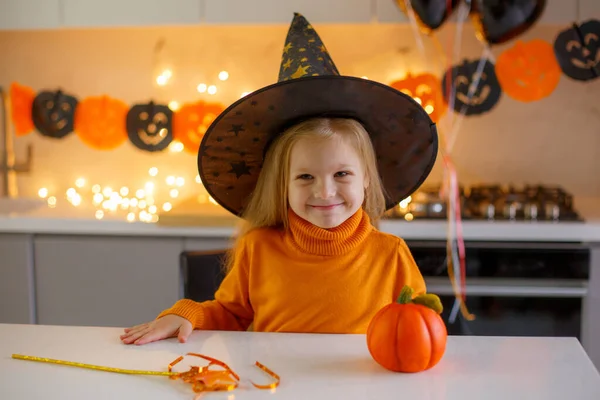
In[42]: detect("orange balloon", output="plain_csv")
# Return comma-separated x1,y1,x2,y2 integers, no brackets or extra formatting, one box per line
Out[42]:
173,101,224,154
75,95,129,150
9,82,35,136
495,39,561,102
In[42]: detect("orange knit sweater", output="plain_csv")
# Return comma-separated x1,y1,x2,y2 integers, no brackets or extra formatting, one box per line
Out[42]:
157,208,426,334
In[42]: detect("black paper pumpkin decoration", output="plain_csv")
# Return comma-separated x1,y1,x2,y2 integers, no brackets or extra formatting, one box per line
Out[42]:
126,101,173,152
441,58,502,116
553,19,600,81
31,89,78,138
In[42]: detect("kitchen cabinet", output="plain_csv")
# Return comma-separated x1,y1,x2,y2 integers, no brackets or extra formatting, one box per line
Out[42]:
582,244,600,372
33,235,184,328
61,0,202,28
203,0,372,24
0,0,61,30
0,234,35,324
183,237,231,251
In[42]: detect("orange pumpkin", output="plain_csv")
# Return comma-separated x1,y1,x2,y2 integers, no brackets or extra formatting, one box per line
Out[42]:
75,95,129,150
367,285,447,373
495,39,561,102
390,73,447,123
9,82,35,136
173,100,224,154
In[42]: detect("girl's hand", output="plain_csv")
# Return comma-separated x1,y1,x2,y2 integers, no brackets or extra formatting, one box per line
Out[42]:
120,315,193,345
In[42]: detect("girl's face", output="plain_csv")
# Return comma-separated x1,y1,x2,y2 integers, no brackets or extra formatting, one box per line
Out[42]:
288,134,367,229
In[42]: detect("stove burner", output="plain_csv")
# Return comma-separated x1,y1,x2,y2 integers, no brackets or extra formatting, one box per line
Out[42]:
385,184,583,222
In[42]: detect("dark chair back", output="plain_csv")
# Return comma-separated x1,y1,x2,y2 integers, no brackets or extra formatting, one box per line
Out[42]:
180,250,227,302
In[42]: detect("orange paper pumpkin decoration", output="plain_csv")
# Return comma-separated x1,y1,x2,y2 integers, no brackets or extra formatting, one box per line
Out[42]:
75,95,129,150
173,101,225,154
9,82,35,136
390,73,447,123
366,285,447,373
495,39,561,102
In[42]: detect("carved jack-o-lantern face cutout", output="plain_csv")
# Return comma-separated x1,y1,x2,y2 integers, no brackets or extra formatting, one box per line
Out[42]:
390,73,447,122
126,102,173,152
442,59,502,116
173,101,225,154
553,19,600,81
9,82,35,136
75,95,129,150
31,90,78,138
496,39,561,102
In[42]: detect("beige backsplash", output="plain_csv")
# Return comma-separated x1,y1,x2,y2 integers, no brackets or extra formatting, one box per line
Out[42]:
0,22,599,217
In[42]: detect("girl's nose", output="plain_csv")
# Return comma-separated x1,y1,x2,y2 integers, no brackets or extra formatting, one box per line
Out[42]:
314,178,336,199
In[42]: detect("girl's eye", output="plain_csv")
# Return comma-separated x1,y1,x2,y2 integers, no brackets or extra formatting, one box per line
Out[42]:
335,171,349,177
297,174,313,180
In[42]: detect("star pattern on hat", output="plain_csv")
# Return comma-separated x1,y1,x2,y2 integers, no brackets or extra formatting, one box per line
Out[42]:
228,161,252,179
278,13,339,82
229,124,245,136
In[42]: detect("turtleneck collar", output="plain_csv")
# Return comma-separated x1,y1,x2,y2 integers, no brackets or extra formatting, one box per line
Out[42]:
285,208,373,256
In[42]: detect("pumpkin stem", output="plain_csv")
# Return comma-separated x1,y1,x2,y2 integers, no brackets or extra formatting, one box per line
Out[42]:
412,294,444,314
397,285,414,304
396,285,444,314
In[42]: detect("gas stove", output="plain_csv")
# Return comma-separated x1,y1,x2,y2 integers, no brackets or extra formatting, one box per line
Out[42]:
385,184,584,222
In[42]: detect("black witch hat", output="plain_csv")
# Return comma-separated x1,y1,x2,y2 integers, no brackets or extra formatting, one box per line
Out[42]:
198,13,438,216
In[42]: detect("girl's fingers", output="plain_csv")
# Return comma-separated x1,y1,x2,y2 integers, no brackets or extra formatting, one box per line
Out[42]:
121,325,153,344
134,327,169,345
122,322,149,335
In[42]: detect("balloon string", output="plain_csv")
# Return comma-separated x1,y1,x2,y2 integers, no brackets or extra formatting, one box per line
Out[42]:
403,0,427,59
441,153,475,322
446,45,492,153
445,0,469,145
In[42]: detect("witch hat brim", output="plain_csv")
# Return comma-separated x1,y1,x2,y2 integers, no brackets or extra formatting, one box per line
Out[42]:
198,13,438,217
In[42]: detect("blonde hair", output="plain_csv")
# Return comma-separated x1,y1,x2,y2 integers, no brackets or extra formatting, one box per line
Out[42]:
222,117,387,271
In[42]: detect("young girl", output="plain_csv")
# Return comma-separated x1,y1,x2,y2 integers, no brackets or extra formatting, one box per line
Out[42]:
121,13,438,345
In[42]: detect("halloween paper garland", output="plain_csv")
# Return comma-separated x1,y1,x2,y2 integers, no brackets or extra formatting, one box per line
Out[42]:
9,83,35,136
9,83,226,153
126,101,174,152
75,95,129,150
31,89,78,139
7,18,599,149
389,72,448,123
442,58,502,116
173,100,224,153
495,39,562,102
553,19,600,81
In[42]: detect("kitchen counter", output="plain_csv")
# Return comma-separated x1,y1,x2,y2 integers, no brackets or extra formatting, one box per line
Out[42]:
1,323,599,399
2,202,600,242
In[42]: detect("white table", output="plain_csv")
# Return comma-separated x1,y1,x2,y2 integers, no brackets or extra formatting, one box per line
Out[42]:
1,323,600,399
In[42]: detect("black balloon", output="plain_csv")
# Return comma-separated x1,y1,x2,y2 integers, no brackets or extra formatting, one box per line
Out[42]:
470,0,546,45
395,0,459,33
553,19,600,81
31,90,78,138
442,58,502,116
126,101,173,152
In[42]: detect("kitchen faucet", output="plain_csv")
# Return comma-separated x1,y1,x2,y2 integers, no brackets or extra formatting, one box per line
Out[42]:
0,86,33,198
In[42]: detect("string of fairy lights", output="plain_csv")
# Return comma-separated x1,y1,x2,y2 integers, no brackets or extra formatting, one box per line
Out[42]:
36,167,219,223
29,42,430,223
